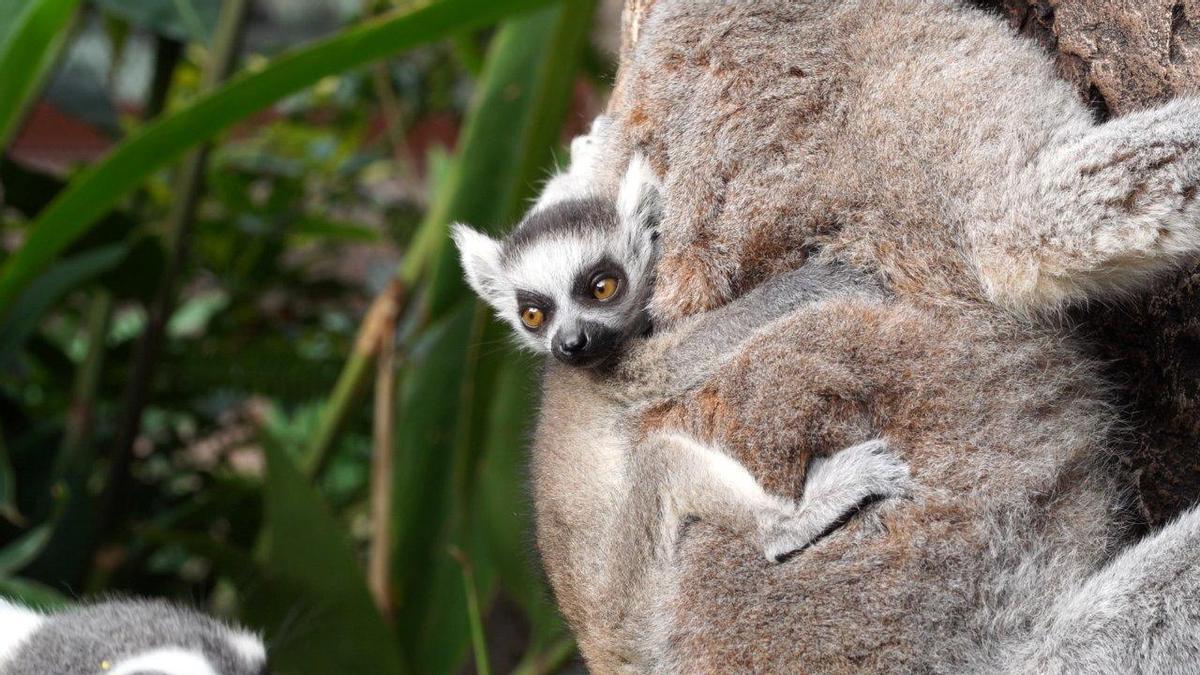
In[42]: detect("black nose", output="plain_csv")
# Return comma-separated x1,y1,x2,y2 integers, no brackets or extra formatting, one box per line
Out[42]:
551,323,618,368
560,332,588,354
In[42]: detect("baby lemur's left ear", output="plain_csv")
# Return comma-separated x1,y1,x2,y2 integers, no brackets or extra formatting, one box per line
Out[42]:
617,153,663,235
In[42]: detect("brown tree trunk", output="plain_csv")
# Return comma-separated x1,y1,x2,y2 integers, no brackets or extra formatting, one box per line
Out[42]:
614,0,1200,528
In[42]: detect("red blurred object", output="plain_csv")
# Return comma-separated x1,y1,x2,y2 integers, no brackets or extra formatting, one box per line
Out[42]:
7,101,114,174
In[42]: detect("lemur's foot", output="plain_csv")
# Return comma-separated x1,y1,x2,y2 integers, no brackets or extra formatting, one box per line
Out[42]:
759,439,912,563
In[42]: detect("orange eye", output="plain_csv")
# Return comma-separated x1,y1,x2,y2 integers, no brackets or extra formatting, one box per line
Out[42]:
520,307,545,329
592,277,619,301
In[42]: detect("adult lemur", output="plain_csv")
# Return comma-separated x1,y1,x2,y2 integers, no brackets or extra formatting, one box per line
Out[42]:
461,0,1200,671
455,122,914,667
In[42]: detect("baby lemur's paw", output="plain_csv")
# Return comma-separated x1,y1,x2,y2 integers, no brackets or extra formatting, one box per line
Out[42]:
760,439,912,563
759,506,832,564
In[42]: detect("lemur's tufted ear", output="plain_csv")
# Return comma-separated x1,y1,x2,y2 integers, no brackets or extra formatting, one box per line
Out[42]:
616,153,663,236
451,224,509,313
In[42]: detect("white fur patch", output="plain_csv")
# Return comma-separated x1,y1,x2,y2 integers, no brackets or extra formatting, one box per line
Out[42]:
451,223,506,309
225,627,267,665
616,153,660,225
656,431,767,503
0,599,44,668
109,647,218,675
500,226,655,351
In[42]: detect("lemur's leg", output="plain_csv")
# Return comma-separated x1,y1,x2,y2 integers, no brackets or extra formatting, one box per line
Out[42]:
1009,504,1200,674
971,98,1200,316
531,114,614,211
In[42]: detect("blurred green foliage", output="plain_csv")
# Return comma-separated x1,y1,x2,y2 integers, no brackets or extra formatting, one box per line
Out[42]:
0,0,609,671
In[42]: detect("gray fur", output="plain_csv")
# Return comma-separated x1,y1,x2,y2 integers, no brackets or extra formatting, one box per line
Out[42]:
1,599,266,675
528,262,901,672
601,0,1200,324
1009,504,1200,674
463,0,1200,669
515,0,1200,671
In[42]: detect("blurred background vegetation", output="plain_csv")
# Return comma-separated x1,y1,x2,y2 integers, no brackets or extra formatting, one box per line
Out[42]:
0,0,618,671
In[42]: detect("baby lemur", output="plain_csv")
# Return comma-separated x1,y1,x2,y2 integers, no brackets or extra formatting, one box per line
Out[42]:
453,119,912,664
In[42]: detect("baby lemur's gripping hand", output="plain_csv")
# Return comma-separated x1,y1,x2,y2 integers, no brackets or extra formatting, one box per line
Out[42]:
530,115,613,211
760,439,912,563
641,433,911,564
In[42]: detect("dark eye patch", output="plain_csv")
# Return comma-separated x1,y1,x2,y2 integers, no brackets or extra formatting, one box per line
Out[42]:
573,257,627,305
515,289,555,326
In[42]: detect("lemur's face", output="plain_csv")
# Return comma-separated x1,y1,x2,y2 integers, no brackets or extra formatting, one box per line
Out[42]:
453,157,661,368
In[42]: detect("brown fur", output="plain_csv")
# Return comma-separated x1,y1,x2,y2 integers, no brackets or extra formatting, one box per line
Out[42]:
530,0,1200,671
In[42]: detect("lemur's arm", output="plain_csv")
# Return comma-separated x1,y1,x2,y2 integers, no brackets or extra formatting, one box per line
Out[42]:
597,434,911,660
973,97,1200,316
620,434,909,570
618,261,882,398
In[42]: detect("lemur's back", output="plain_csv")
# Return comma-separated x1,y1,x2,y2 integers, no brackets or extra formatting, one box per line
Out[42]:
617,0,1196,319
641,300,1125,673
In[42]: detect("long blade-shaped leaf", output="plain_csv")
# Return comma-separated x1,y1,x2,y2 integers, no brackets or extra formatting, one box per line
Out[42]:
251,442,405,675
0,487,66,575
0,244,127,363
0,0,80,148
390,2,594,670
0,0,558,317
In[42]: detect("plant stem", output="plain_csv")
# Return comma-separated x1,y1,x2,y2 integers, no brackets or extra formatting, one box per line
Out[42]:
56,289,113,478
449,545,491,675
304,278,406,478
101,0,250,541
368,281,402,618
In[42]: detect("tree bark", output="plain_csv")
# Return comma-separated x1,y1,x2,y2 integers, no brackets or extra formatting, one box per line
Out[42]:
614,0,1200,529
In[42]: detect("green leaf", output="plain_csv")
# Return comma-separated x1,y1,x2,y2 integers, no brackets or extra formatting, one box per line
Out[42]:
250,441,404,675
389,2,594,670
0,487,65,575
0,0,81,148
0,576,69,609
0,244,128,363
92,0,218,43
0,0,559,317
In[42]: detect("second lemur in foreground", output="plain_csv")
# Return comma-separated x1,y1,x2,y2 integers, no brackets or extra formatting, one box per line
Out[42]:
0,598,267,675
